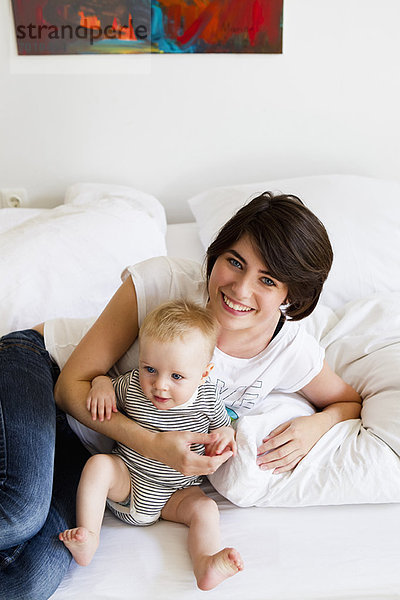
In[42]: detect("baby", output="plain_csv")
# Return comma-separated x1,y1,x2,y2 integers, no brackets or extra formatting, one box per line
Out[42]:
59,300,243,590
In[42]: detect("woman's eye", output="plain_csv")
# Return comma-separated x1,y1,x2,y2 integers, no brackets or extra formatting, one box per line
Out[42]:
171,373,183,380
228,258,242,269
145,366,156,373
261,277,275,287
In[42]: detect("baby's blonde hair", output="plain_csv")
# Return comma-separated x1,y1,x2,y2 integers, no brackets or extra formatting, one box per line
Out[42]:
139,300,218,361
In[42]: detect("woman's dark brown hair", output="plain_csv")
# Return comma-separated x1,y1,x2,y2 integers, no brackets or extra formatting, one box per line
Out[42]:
206,192,333,321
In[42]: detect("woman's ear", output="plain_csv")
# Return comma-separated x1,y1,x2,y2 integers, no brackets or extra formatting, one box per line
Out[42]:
201,363,214,382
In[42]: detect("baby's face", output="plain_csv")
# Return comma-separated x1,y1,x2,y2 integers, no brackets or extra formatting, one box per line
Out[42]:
139,331,212,410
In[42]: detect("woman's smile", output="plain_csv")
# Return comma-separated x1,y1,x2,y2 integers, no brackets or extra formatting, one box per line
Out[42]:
221,292,254,314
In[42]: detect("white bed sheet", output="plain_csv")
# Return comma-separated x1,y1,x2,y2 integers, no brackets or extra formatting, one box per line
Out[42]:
53,481,400,600
50,223,400,600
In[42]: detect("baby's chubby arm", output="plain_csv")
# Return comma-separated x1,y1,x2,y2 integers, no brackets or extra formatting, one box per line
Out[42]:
87,375,118,422
205,426,237,458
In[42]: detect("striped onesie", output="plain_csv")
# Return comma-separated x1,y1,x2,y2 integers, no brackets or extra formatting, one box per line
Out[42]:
107,369,230,526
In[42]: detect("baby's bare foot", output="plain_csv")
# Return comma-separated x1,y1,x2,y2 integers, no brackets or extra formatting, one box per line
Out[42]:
196,547,244,591
58,527,98,566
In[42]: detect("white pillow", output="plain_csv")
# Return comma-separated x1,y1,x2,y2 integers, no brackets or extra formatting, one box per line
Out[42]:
188,174,400,310
64,182,167,234
0,185,167,336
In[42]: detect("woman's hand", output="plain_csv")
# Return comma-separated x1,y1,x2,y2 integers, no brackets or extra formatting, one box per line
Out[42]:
154,430,234,477
205,426,237,458
86,375,118,422
256,413,332,474
256,361,362,474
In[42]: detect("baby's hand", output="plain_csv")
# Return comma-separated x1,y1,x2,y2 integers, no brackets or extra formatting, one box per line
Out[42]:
205,426,237,458
86,375,118,422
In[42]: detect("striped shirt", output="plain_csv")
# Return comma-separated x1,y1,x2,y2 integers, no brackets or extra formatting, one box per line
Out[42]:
112,369,231,490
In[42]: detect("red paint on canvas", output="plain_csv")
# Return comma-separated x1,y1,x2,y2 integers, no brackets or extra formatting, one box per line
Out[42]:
159,0,282,51
11,0,282,55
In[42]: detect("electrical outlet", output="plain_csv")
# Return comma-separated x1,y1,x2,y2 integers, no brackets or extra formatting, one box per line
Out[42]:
0,188,28,208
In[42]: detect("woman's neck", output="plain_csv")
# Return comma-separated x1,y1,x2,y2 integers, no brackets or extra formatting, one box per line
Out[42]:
216,312,282,359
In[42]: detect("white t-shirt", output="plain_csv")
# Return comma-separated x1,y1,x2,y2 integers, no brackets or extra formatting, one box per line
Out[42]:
44,256,324,451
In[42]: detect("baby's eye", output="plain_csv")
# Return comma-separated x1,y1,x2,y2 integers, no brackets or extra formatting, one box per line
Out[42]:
228,257,242,269
261,277,276,287
171,373,183,380
145,366,156,373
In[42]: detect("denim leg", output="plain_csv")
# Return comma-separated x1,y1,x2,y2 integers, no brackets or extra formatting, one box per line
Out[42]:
0,330,90,600
0,330,57,549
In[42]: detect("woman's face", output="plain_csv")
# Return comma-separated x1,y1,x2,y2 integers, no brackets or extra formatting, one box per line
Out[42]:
208,235,288,337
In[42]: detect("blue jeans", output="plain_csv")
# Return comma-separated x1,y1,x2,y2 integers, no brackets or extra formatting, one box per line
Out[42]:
0,330,90,600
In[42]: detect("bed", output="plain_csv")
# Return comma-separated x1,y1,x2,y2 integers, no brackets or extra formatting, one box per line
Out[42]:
1,175,399,600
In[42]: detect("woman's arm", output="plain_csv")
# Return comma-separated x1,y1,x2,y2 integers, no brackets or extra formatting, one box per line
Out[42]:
256,361,361,473
55,277,231,476
300,359,361,424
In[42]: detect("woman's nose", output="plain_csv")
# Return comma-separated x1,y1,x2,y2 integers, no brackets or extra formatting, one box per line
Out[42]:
232,275,252,300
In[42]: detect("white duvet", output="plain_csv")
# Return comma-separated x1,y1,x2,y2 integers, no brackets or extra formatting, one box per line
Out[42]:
209,293,400,506
0,184,167,336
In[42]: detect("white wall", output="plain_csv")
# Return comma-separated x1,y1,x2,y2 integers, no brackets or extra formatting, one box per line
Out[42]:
1,0,399,223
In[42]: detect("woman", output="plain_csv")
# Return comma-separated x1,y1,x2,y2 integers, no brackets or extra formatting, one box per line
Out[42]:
0,192,360,600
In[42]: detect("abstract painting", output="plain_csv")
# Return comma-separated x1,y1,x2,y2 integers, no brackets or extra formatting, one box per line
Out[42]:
11,1,283,55
153,0,283,53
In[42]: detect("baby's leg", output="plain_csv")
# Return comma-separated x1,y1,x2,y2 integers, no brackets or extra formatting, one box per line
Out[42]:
161,487,243,590
59,454,130,566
